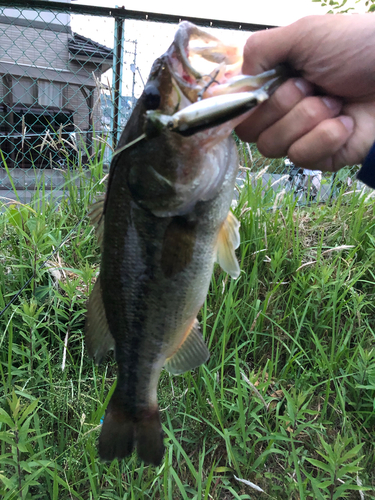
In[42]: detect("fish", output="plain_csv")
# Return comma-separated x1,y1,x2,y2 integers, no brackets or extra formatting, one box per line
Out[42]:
85,21,289,466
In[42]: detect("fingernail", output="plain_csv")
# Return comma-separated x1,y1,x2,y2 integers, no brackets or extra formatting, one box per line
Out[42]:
322,96,341,111
338,115,354,134
294,78,312,96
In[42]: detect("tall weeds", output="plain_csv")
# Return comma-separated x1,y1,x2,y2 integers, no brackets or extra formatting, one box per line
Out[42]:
0,143,374,498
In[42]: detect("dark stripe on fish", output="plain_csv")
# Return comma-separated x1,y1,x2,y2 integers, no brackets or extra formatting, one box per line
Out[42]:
112,218,166,410
161,216,197,278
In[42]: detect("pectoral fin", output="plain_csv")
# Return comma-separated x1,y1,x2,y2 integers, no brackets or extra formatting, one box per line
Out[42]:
88,197,105,246
216,211,240,279
85,275,115,364
164,319,209,375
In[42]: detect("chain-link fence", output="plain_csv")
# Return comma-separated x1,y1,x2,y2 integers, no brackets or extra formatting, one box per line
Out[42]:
0,1,363,205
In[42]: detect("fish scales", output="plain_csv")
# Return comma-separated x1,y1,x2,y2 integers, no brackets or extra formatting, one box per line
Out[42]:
101,133,237,402
85,21,286,466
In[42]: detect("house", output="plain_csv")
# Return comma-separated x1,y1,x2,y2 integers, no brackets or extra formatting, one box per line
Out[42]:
0,1,113,169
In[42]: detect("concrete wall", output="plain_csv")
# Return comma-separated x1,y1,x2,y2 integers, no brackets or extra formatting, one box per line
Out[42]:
0,167,90,204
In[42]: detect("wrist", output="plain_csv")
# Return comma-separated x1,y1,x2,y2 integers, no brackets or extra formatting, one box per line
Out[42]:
357,141,375,189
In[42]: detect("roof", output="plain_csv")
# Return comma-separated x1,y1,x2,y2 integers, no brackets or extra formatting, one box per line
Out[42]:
0,60,97,87
68,32,113,61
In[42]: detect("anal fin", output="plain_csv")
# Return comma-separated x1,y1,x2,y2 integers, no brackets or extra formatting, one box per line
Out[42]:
216,210,240,279
85,275,115,364
164,319,209,375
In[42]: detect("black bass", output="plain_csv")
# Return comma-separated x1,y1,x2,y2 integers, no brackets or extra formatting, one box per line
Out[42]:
85,22,288,466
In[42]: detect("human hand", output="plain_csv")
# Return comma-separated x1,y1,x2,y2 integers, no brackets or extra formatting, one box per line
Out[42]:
235,15,375,172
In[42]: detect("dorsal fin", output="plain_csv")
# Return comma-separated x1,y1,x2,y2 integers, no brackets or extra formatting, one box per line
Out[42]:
216,211,240,278
164,319,209,375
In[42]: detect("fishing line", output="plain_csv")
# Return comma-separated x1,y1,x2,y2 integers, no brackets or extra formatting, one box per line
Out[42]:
0,214,87,319
111,133,146,158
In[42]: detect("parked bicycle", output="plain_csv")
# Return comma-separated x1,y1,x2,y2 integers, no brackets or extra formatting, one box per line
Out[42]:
284,158,321,203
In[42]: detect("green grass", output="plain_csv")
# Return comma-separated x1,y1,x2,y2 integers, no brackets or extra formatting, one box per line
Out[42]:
0,142,375,499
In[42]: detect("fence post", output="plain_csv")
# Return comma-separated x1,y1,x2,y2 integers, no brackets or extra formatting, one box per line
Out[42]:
111,13,125,150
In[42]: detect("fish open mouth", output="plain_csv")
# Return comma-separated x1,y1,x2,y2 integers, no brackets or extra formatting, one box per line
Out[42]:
166,22,245,103
144,21,294,140
139,22,293,139
141,22,293,141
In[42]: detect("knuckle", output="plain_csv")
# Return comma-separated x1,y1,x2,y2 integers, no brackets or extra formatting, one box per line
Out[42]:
243,34,267,73
297,97,323,123
287,118,350,169
244,32,264,55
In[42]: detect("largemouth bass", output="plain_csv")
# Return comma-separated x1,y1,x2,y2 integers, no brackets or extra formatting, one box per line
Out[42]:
85,22,288,466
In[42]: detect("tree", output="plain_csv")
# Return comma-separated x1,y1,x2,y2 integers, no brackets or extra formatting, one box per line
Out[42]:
312,0,375,13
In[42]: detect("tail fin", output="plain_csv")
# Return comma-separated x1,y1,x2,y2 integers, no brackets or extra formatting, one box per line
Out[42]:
135,409,165,466
98,406,135,461
98,392,164,466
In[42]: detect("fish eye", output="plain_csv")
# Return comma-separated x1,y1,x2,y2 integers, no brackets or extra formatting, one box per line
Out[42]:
144,83,161,110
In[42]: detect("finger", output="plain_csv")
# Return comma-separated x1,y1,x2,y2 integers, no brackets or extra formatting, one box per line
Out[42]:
235,77,314,143
257,96,343,158
242,16,375,97
287,115,354,171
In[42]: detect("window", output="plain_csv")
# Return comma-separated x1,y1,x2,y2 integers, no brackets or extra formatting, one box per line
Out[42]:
12,77,37,105
38,80,63,107
10,78,63,107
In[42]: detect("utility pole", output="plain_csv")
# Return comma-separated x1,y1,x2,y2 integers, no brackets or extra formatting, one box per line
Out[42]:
131,40,137,109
